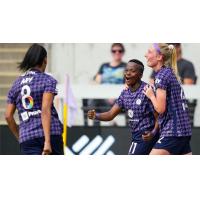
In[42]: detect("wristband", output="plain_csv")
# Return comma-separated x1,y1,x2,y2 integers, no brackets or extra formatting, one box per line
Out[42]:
95,113,100,120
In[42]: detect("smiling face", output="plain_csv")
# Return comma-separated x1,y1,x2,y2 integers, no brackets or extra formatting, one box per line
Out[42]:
145,45,163,68
124,62,142,87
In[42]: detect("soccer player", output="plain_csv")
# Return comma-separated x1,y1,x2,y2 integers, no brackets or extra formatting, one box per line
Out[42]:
88,59,159,155
144,43,192,155
5,44,64,155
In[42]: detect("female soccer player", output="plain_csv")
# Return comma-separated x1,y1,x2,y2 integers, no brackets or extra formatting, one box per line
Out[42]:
88,59,159,155
5,44,64,155
143,43,192,155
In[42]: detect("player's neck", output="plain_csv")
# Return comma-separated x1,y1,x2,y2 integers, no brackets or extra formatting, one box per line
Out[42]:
32,66,45,72
177,53,182,61
130,81,142,92
110,60,121,67
153,63,163,72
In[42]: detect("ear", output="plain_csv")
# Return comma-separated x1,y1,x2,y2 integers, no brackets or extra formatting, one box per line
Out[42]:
43,57,47,65
157,54,163,62
138,72,143,79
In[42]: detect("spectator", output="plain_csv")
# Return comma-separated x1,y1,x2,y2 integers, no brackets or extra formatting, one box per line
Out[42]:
95,43,126,84
83,43,127,126
150,43,197,126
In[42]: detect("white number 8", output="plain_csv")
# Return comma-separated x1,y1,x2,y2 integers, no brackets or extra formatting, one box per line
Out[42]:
21,85,34,109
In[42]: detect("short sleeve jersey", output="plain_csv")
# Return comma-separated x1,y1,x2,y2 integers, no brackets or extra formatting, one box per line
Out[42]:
154,66,192,137
115,81,156,142
178,58,196,82
7,69,63,143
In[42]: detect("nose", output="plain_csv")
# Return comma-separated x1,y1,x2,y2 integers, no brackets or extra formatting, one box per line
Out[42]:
125,71,130,76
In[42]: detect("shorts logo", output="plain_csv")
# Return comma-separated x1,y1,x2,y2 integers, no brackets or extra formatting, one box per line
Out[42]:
157,137,164,144
128,109,134,118
136,99,142,105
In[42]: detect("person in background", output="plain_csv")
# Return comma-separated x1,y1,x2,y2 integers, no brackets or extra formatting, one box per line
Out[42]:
150,43,197,126
85,43,127,126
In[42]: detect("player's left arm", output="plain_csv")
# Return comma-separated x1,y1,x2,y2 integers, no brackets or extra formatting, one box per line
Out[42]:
5,103,19,140
143,85,166,114
41,92,54,155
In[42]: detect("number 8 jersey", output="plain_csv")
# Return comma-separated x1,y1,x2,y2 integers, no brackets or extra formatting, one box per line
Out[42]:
7,69,63,143
154,66,192,137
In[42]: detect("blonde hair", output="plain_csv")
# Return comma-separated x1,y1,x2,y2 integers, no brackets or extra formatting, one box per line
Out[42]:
158,43,180,81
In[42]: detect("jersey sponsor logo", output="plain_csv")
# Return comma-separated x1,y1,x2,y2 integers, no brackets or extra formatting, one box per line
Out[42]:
65,135,115,155
21,110,41,121
128,109,134,118
136,99,142,105
128,119,139,122
21,112,29,121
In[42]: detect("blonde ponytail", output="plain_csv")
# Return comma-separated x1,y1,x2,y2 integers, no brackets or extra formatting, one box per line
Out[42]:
158,43,180,82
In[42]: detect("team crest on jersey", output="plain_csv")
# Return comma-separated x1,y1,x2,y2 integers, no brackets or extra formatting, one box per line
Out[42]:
155,78,161,84
128,109,134,118
136,99,142,105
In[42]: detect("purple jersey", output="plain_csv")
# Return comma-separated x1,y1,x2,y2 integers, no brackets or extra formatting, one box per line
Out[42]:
154,66,192,137
7,69,63,143
116,81,156,142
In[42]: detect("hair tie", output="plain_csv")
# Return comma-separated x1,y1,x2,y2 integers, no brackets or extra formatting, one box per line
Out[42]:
153,43,161,54
168,44,174,50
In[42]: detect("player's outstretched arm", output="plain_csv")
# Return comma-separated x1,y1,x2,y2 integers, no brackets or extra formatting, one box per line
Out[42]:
88,104,121,121
5,104,19,140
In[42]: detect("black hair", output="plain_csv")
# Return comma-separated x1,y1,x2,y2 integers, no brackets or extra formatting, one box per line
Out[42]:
18,44,47,72
111,43,125,52
128,59,144,74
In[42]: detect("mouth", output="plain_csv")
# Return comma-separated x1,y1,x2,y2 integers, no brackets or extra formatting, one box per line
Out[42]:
125,76,132,84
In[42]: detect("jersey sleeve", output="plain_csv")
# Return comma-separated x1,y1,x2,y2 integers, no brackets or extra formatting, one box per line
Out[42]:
115,90,125,109
44,77,58,95
97,64,106,75
7,82,17,105
154,70,170,90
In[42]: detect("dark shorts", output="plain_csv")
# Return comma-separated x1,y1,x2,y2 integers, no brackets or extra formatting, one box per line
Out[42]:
20,135,64,155
153,136,192,155
128,134,159,155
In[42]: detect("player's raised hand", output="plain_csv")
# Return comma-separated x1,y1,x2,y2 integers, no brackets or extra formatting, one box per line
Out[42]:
143,84,154,99
88,109,96,120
